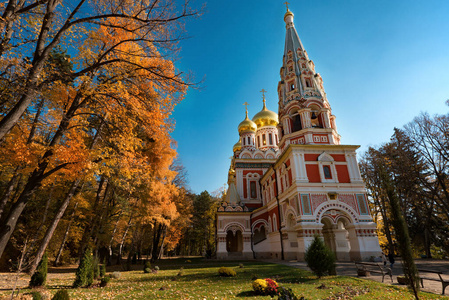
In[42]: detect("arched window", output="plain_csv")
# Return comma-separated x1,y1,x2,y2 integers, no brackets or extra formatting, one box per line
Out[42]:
305,78,312,88
292,114,302,132
273,214,278,232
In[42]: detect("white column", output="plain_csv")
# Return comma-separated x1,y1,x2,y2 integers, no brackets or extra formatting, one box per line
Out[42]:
293,152,308,182
301,111,311,128
236,169,244,199
322,110,331,128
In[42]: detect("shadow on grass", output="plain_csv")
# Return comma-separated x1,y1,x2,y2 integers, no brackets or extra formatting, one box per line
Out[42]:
235,290,257,297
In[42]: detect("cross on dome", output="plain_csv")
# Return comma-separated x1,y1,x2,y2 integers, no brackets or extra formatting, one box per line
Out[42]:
243,101,249,117
284,1,290,11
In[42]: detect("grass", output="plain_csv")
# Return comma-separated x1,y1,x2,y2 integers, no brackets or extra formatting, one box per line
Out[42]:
1,257,447,299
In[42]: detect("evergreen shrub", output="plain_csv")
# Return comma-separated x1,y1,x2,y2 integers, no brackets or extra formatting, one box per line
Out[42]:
143,261,151,273
51,290,69,300
99,263,106,278
218,266,236,277
30,253,48,287
100,276,111,287
30,291,43,300
73,248,93,287
304,235,336,278
277,286,305,300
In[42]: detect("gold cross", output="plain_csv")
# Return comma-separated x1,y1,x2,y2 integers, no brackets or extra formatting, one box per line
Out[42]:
260,89,267,100
243,101,249,113
284,1,290,10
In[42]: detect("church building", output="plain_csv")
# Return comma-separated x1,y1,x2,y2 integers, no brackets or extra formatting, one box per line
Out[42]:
216,7,382,261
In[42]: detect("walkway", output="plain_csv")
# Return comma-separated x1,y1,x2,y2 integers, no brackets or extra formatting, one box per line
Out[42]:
266,259,449,296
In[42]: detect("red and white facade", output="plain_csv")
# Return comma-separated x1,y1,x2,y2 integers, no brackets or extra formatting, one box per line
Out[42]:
216,8,382,261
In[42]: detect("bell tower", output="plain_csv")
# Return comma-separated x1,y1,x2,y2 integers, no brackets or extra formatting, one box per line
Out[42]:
277,6,340,149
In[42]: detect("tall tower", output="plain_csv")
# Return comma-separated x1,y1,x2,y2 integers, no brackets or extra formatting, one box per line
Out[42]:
277,9,340,149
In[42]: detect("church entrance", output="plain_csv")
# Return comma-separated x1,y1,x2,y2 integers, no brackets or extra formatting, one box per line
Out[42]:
226,230,243,253
321,213,352,261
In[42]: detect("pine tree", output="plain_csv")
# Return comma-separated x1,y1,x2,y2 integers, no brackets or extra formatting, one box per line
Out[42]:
304,235,336,278
73,248,93,287
30,253,48,287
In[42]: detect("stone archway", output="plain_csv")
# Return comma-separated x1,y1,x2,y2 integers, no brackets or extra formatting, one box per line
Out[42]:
321,213,352,261
226,229,243,253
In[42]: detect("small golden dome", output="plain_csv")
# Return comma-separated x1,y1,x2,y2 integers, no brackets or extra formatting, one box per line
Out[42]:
252,99,279,127
233,140,242,152
238,110,257,134
284,9,294,21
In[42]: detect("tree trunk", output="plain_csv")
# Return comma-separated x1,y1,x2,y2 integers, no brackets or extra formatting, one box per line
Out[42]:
0,171,20,220
117,215,132,265
107,211,122,266
54,202,78,266
151,223,166,263
28,179,81,274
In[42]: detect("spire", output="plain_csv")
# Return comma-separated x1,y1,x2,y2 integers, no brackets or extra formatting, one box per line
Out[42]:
283,5,304,57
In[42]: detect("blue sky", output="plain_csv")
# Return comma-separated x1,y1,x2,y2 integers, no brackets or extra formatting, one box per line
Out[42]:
171,0,449,194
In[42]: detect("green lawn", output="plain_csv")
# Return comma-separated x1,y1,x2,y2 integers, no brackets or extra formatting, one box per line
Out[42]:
3,258,446,299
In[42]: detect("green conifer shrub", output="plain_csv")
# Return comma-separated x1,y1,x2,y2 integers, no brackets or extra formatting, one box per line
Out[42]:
73,248,93,287
304,235,336,278
51,290,69,300
143,260,151,273
99,263,106,278
100,276,111,287
30,253,48,287
30,291,43,300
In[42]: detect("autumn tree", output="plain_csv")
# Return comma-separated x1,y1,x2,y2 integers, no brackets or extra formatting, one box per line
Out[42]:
0,0,196,269
0,0,196,140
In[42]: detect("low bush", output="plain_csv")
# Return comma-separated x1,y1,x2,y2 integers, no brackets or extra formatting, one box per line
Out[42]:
30,291,43,300
252,278,278,296
143,261,151,273
218,266,236,277
154,266,160,270
30,253,48,287
100,276,111,287
110,271,121,279
52,290,69,300
277,286,305,300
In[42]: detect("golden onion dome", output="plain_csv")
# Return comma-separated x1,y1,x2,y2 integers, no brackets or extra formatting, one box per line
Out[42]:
252,99,279,127
284,9,294,21
238,110,257,134
233,140,242,152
